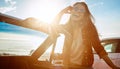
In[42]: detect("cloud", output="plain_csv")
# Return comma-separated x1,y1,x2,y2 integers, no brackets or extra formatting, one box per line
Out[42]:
0,0,16,13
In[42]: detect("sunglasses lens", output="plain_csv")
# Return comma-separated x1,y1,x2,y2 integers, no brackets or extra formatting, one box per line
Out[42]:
73,7,85,12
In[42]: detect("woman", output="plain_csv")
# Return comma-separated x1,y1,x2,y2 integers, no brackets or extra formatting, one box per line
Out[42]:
24,2,119,69
52,2,120,69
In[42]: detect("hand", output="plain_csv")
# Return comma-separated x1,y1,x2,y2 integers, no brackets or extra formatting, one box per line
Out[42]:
61,6,73,14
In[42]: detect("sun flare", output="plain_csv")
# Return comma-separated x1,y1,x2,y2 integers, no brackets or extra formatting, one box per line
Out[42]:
23,0,66,54
25,0,65,23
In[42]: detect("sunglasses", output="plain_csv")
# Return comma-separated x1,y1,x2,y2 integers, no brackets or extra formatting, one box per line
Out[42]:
73,7,85,13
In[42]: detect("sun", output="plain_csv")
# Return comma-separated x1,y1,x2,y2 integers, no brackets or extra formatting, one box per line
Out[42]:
23,0,68,54
36,3,58,23
25,0,64,23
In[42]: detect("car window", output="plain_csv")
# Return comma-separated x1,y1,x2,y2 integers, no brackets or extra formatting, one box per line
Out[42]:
93,40,120,53
38,35,65,62
102,40,119,53
104,44,115,53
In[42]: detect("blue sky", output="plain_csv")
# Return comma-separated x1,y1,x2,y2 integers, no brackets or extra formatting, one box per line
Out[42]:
0,0,120,38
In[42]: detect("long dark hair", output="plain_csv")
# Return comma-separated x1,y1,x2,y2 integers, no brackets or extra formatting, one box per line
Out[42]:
66,2,95,30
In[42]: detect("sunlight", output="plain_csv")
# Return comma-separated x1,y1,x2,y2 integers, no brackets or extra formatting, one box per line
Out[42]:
36,3,58,23
0,32,45,55
22,0,67,54
45,34,65,53
25,0,65,23
0,32,47,49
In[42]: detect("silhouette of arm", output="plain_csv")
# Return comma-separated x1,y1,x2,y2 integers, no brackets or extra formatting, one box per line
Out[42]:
89,23,120,69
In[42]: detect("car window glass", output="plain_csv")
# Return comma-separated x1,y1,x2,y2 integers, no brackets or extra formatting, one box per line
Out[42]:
104,44,113,52
38,34,65,63
103,42,118,53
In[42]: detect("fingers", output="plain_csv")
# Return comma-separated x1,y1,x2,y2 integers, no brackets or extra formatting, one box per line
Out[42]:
66,6,73,14
68,6,73,11
61,6,73,14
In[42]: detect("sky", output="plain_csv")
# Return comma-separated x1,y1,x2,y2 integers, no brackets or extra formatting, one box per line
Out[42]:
0,0,120,38
0,0,120,54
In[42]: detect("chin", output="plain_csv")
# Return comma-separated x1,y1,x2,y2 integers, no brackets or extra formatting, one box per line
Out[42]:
71,17,81,21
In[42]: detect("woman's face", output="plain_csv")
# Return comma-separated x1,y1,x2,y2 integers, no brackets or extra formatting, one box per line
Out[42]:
71,3,86,21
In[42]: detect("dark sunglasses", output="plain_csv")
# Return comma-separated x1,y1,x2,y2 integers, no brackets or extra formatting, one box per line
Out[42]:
73,7,85,13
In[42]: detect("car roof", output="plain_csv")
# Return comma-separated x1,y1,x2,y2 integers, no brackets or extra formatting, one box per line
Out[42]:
101,37,120,43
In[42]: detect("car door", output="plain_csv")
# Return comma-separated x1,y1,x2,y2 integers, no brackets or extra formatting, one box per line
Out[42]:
93,39,120,69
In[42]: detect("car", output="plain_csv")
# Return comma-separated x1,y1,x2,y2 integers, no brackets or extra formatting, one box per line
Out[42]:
93,38,120,69
0,13,120,69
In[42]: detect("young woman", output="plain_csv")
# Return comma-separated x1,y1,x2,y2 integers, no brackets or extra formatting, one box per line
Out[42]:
24,2,120,69
52,2,120,69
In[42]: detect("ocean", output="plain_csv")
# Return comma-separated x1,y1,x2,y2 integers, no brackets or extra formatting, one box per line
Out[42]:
0,21,48,56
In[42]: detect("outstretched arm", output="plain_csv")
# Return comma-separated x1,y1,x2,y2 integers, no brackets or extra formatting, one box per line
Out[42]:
22,17,50,34
89,23,120,69
102,55,120,69
22,6,72,35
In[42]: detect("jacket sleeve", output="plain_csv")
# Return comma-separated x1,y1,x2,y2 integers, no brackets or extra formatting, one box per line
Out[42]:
23,17,50,34
89,23,108,58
